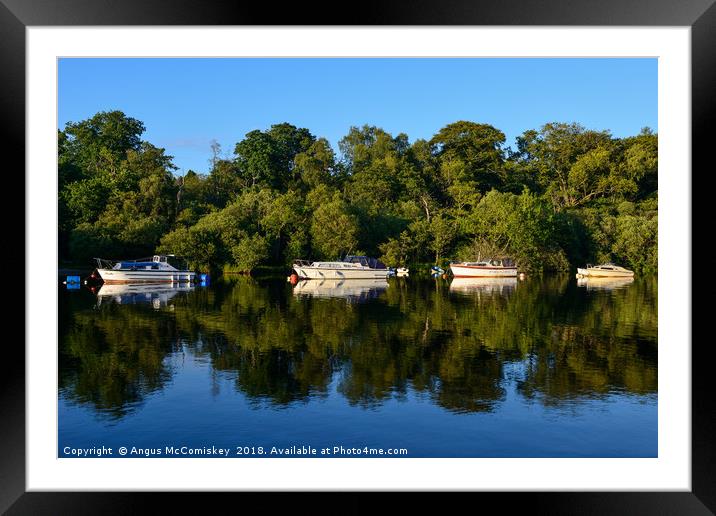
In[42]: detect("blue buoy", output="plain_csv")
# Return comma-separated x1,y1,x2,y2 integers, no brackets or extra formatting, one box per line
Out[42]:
65,275,81,290
200,273,210,286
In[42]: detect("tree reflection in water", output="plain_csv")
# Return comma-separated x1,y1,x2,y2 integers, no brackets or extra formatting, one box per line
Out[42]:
59,275,657,419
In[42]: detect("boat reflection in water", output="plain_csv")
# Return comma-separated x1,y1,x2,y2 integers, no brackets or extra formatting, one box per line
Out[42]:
292,278,389,303
95,282,195,309
577,276,634,291
449,277,518,296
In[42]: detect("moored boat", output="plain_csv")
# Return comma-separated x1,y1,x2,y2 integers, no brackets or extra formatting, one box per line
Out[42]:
449,258,518,278
94,255,196,284
292,255,391,280
576,263,634,278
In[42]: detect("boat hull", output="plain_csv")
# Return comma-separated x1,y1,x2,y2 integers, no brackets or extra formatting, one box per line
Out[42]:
576,267,634,278
293,266,390,280
450,264,518,278
97,269,196,284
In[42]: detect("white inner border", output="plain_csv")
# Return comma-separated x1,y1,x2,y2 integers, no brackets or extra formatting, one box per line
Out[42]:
27,27,690,491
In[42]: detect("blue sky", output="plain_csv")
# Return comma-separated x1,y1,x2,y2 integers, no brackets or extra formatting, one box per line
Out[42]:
58,58,657,175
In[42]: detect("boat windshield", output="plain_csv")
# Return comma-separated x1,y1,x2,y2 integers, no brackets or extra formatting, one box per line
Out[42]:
596,263,617,270
103,254,187,270
342,255,387,269
461,258,514,267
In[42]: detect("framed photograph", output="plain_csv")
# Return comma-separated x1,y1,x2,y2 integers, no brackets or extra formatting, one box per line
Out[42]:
5,0,714,512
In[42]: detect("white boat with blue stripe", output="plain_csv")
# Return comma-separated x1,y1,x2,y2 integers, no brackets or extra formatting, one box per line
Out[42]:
94,255,196,284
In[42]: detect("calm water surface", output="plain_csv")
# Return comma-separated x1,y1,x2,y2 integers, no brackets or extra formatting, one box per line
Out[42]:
59,274,657,457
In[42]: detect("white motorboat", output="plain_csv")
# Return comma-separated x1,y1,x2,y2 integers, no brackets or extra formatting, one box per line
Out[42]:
576,263,634,278
292,255,391,280
449,258,518,278
94,255,196,284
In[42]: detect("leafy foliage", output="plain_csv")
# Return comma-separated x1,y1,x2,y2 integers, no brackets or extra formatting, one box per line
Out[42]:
59,112,658,273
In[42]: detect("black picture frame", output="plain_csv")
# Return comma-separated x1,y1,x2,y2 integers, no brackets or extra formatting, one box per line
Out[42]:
3,0,714,513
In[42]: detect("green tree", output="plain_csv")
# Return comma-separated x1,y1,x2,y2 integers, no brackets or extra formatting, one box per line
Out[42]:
59,113,657,274
234,123,314,191
310,195,359,259
514,122,618,209
461,190,569,271
260,190,307,263
294,138,337,189
428,214,456,264
617,128,658,200
613,212,658,273
378,231,415,267
61,110,145,176
431,121,506,192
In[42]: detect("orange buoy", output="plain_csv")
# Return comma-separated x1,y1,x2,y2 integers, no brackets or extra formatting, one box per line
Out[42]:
289,273,299,285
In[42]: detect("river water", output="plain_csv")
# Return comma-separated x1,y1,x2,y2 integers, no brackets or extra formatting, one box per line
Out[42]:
58,274,657,457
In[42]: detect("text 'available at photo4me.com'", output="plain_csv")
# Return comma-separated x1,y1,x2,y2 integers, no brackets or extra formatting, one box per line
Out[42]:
61,444,410,458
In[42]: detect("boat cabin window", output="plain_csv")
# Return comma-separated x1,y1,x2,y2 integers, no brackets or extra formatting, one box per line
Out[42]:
344,255,368,266
342,255,386,269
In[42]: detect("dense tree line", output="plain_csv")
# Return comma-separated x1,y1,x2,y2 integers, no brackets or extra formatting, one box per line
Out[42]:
59,111,658,273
